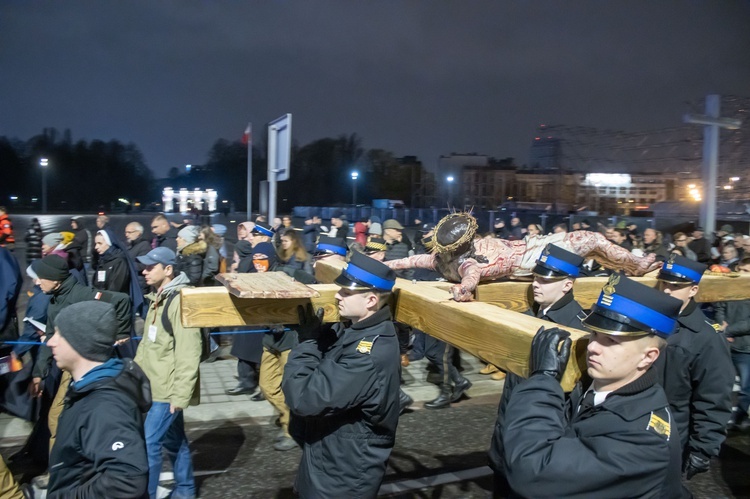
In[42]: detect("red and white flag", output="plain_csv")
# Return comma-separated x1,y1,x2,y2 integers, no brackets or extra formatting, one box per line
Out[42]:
242,123,252,145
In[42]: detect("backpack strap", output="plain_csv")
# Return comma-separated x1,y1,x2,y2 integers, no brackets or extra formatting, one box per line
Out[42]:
160,292,180,336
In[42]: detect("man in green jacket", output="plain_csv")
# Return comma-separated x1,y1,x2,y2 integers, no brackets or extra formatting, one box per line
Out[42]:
134,247,202,499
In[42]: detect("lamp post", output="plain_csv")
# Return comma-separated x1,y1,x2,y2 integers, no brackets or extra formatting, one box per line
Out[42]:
351,170,359,206
40,158,49,214
446,175,454,208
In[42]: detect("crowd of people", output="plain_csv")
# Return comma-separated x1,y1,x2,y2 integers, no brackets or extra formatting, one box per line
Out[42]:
0,205,747,498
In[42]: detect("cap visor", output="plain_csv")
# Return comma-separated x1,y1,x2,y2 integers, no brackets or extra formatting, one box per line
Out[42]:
656,272,695,285
582,309,651,336
334,273,373,290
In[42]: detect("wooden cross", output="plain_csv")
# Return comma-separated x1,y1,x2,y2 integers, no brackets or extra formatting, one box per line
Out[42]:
180,259,750,391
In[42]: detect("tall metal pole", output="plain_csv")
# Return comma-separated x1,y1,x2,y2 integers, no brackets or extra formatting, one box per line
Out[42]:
251,123,253,220
684,94,742,240
268,125,278,223
701,95,720,239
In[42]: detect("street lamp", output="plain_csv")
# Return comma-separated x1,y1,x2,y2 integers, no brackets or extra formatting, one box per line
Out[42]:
40,158,49,213
446,175,454,207
351,171,359,206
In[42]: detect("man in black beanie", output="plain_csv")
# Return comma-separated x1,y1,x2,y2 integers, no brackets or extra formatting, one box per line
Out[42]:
46,301,150,498
27,254,132,490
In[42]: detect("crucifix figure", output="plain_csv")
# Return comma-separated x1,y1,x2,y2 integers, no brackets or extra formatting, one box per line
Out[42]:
384,212,661,301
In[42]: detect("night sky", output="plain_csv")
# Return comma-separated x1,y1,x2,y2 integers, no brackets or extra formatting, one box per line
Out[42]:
2,1,749,177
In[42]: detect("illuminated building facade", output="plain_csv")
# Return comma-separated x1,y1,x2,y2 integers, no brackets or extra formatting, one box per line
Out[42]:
162,187,218,213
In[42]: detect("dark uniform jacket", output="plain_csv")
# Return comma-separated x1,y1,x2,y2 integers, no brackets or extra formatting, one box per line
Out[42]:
48,359,151,498
502,371,683,499
527,292,585,329
34,275,132,379
128,235,152,294
655,299,734,461
282,306,401,499
715,299,750,353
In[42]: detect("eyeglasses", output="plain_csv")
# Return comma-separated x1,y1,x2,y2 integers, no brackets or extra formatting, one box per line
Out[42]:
125,230,139,234
675,239,687,243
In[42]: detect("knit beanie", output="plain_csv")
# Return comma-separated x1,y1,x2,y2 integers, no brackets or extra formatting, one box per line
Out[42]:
369,222,383,236
32,255,70,281
42,233,63,247
212,224,227,237
178,226,199,245
55,301,117,362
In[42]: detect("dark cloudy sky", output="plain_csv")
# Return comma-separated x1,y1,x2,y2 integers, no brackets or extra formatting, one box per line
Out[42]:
2,1,750,177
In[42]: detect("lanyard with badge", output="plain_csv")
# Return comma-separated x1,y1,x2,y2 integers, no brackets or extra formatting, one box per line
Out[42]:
147,295,162,342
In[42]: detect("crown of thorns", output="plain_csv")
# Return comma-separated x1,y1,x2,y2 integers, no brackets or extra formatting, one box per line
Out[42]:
432,212,478,253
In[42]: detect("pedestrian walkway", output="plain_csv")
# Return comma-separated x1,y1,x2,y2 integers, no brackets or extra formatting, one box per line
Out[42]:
0,352,503,444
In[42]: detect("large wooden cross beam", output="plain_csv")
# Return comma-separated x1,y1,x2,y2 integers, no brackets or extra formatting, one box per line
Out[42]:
181,260,750,391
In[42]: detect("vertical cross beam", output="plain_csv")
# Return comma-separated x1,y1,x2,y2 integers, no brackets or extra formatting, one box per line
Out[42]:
684,94,742,238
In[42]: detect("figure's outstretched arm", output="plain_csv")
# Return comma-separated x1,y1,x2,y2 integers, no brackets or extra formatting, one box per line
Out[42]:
384,254,437,270
451,259,482,301
563,231,660,276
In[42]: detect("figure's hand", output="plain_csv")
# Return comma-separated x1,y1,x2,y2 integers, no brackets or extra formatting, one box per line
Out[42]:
450,284,473,302
684,453,710,480
297,304,325,342
529,326,571,381
29,377,43,398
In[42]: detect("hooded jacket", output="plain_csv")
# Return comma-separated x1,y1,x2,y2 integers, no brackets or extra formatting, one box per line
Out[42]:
134,272,201,408
48,358,151,498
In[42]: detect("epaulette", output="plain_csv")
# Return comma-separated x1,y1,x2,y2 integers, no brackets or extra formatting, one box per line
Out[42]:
356,335,380,355
708,321,722,332
646,407,672,440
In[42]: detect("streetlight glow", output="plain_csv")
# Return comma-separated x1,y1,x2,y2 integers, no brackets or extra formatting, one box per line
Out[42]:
40,157,49,213
351,170,359,205
446,176,454,183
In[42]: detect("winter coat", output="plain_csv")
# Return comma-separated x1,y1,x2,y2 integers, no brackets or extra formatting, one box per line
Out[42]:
24,220,43,261
48,358,150,498
654,299,734,461
302,223,321,254
274,253,313,280
353,222,368,246
500,370,683,499
34,275,132,379
134,273,201,408
201,243,220,285
176,240,207,287
92,246,131,294
688,237,712,264
127,235,152,294
282,306,401,499
14,285,50,356
152,228,178,252
715,299,750,353
527,292,585,329
67,226,90,265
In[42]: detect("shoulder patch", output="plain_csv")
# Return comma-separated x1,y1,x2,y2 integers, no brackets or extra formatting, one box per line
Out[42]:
646,408,671,439
708,321,722,332
356,335,380,354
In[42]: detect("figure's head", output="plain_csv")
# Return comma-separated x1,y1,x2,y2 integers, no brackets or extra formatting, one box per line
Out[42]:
673,232,688,247
251,222,274,246
531,244,583,309
176,226,199,251
314,235,348,262
96,215,109,229
433,212,477,254
643,228,658,245
70,216,83,231
41,233,63,255
722,243,738,262
330,210,345,228
383,219,404,242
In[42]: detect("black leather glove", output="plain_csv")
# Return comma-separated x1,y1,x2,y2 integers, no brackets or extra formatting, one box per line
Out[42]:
529,326,571,381
684,453,710,480
296,303,325,342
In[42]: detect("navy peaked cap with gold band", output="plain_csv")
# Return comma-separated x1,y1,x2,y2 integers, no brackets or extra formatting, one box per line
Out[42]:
335,251,396,291
252,222,275,238
657,254,707,285
532,244,584,279
365,237,387,253
583,273,682,337
314,235,348,256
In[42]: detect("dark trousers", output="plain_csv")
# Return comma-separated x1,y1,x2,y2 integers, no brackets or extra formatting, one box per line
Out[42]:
395,322,411,355
424,335,461,386
236,359,259,391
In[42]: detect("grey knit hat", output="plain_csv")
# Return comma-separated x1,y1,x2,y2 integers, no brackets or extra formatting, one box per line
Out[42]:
55,301,117,362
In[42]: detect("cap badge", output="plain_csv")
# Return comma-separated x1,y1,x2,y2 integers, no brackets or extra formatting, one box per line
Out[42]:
603,274,620,296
